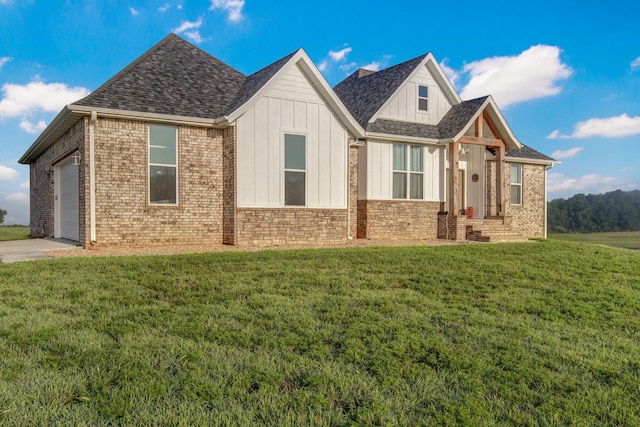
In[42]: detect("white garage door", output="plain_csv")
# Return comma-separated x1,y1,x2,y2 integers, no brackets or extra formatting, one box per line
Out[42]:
58,159,79,241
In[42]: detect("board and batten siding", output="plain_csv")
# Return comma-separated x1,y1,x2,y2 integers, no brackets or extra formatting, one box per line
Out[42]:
236,63,348,208
378,64,452,125
364,140,444,202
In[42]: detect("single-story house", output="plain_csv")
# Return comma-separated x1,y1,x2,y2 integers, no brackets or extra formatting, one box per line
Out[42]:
19,34,557,247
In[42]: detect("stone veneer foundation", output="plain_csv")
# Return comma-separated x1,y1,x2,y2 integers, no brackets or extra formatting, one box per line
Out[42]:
236,208,348,246
357,200,442,240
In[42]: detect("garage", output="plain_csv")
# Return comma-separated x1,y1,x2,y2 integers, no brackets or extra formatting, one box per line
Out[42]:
55,156,79,241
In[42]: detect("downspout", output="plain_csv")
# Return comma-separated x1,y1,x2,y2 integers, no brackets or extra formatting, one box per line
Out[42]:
89,111,97,244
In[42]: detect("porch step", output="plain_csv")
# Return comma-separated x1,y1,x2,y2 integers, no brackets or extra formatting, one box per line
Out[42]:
465,221,528,243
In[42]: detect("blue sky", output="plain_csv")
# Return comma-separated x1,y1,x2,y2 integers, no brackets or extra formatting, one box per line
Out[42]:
1,0,639,225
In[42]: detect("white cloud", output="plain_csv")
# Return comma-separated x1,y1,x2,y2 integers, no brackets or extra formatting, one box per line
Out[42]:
172,18,205,43
0,56,11,70
439,58,460,89
20,180,29,189
0,165,17,180
362,61,383,72
551,147,583,159
328,47,352,62
4,192,27,201
460,45,572,108
172,18,203,34
209,0,245,23
0,81,90,118
158,4,170,13
548,113,640,139
631,57,640,70
183,31,205,44
129,7,139,16
548,172,637,197
19,118,47,134
338,62,357,73
317,59,329,72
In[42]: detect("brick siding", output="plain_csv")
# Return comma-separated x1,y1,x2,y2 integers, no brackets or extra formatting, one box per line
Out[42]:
507,162,546,237
236,208,348,246
91,117,224,246
357,200,442,240
29,118,87,243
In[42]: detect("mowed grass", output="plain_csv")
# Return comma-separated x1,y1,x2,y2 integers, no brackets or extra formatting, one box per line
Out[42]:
1,240,639,426
550,231,640,250
0,226,30,242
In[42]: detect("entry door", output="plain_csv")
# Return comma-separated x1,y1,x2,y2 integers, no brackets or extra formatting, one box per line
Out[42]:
56,158,80,241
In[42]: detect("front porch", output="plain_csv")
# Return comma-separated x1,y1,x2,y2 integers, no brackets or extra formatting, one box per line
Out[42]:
437,214,528,243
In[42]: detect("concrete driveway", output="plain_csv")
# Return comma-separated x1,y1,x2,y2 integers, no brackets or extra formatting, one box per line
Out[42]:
0,238,79,263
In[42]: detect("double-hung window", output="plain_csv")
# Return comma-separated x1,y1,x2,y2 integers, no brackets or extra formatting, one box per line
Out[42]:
510,163,522,205
418,85,429,111
393,143,424,199
284,133,306,206
149,124,177,205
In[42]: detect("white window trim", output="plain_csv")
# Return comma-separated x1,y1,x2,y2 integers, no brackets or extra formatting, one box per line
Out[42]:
392,143,425,200
418,85,429,112
510,163,522,206
148,124,179,206
282,130,308,207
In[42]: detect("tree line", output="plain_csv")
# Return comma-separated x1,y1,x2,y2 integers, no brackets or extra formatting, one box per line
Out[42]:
548,190,640,233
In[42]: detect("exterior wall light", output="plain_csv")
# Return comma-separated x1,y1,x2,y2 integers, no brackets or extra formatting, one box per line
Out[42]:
72,151,81,166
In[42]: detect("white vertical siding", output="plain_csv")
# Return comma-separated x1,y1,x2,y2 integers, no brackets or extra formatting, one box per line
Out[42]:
365,141,444,202
236,63,348,208
465,144,485,218
378,65,452,125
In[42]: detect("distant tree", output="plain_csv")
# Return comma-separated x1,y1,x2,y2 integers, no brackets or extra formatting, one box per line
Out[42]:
548,190,640,233
0,209,6,224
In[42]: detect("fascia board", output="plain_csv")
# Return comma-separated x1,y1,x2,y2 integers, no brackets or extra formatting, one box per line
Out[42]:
505,156,561,166
19,107,75,164
365,132,441,145
450,97,522,150
68,105,218,126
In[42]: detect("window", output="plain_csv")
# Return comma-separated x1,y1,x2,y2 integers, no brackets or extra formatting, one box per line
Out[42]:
510,163,522,205
418,85,428,111
393,143,424,199
284,133,306,206
149,124,177,205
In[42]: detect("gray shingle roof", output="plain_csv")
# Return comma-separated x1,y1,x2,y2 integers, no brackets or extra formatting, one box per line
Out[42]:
225,50,298,115
333,54,428,128
74,33,247,119
365,97,488,140
506,144,556,162
438,96,488,139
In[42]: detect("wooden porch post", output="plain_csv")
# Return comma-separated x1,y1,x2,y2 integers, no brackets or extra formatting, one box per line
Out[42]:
449,140,459,214
496,145,505,215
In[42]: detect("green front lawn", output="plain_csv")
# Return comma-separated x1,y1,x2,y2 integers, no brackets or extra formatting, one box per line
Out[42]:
0,240,639,425
0,226,30,242
550,230,640,250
